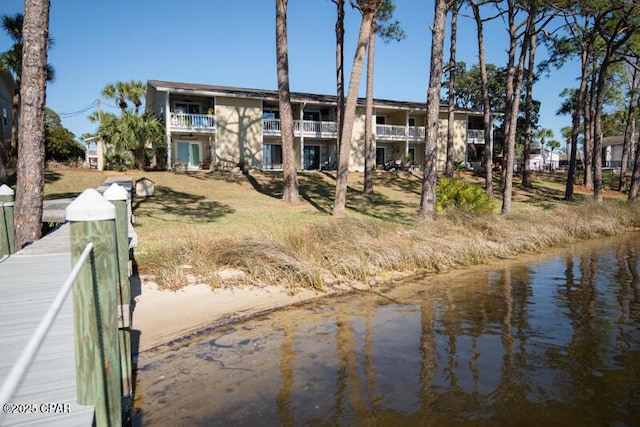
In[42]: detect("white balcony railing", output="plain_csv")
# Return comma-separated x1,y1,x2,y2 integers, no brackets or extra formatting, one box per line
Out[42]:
466,129,486,144
263,118,338,138
170,113,216,131
262,118,486,145
376,124,406,140
408,126,425,139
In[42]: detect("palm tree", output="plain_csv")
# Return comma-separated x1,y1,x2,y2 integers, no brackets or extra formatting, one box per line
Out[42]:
98,112,165,170
13,0,50,249
533,128,553,170
0,12,55,164
276,0,299,204
547,139,561,171
124,80,146,114
102,81,130,113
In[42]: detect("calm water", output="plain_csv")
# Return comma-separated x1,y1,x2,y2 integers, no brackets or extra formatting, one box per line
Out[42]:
135,234,640,426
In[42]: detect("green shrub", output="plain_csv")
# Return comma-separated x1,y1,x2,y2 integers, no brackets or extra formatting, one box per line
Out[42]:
436,177,495,213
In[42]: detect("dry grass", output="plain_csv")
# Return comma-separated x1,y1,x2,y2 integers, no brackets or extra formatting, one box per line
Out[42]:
43,168,638,291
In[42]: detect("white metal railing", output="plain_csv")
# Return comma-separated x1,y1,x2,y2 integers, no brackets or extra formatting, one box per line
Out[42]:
0,242,94,410
263,118,282,133
263,118,338,137
467,129,486,144
408,126,425,139
170,113,216,130
376,124,407,140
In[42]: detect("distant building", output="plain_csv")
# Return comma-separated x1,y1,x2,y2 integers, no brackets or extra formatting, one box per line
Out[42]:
602,134,638,169
0,69,16,148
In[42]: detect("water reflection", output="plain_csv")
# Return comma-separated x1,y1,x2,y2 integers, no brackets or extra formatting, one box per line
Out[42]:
136,234,640,426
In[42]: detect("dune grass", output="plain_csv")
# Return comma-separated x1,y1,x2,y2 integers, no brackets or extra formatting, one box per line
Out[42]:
44,168,639,292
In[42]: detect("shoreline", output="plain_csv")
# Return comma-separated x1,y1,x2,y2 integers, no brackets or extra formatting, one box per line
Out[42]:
133,277,377,353
132,229,640,354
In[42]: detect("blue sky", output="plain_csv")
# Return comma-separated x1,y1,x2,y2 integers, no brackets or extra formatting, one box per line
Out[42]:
1,0,578,147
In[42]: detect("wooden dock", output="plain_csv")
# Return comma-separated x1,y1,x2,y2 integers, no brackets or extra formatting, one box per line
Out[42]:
0,224,95,426
0,177,137,426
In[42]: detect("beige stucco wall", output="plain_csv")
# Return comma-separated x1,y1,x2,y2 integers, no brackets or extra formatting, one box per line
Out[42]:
435,111,467,169
349,107,366,171
215,96,263,168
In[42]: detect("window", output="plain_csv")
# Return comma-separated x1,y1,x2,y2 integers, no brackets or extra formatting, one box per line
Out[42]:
303,111,320,121
408,148,416,162
376,116,386,125
174,102,200,114
263,110,280,119
408,118,415,127
263,144,283,170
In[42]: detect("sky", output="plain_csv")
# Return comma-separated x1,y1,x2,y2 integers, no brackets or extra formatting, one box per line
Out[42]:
0,0,579,147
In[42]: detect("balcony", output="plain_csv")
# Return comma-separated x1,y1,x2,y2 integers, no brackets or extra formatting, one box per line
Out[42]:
263,118,338,138
376,124,425,141
466,129,486,144
170,113,216,132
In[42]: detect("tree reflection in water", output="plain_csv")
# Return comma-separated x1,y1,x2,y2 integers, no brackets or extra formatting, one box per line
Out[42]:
136,234,640,427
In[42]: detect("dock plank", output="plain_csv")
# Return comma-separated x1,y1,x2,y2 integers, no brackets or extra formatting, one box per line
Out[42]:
0,226,95,426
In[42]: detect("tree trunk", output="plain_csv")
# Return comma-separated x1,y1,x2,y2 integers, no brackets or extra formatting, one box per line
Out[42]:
619,58,639,193
333,6,376,216
276,0,299,205
444,2,458,179
583,62,596,189
521,31,537,189
363,22,375,195
14,0,50,249
334,0,345,165
628,131,640,200
418,0,447,221
471,1,493,198
565,42,591,201
501,2,522,214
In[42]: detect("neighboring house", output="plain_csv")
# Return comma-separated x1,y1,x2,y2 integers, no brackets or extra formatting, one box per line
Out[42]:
602,134,638,169
527,147,562,171
83,135,104,170
0,69,16,150
144,80,495,172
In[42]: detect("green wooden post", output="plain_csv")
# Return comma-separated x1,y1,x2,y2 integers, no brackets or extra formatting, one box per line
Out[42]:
104,183,132,401
0,184,15,256
66,189,122,427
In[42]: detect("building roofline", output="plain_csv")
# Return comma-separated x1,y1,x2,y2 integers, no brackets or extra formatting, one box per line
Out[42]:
147,79,487,115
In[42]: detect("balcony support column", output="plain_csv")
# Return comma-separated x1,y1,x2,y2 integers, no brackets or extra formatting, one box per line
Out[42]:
165,92,172,169
405,110,410,160
300,103,306,170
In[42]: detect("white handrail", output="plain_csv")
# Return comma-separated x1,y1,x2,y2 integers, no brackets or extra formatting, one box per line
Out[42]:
0,242,94,410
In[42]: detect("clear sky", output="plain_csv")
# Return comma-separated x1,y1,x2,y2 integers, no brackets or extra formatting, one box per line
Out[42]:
1,0,578,147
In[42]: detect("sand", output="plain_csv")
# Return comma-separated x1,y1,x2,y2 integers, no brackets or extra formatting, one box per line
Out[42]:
132,277,341,352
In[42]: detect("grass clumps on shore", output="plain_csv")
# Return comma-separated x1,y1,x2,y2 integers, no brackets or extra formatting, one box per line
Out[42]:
140,198,640,292
42,169,639,292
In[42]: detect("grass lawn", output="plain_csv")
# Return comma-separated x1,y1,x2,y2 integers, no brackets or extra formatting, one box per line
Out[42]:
42,167,634,290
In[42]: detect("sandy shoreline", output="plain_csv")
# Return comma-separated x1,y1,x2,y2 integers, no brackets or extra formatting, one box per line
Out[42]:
132,277,355,352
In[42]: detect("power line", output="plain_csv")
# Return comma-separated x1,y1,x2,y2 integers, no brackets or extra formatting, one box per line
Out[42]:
58,101,96,118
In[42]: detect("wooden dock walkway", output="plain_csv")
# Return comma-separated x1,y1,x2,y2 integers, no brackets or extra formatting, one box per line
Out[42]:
0,177,137,426
0,224,95,426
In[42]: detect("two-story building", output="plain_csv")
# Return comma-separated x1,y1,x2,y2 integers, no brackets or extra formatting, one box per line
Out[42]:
145,80,492,172
0,70,16,153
